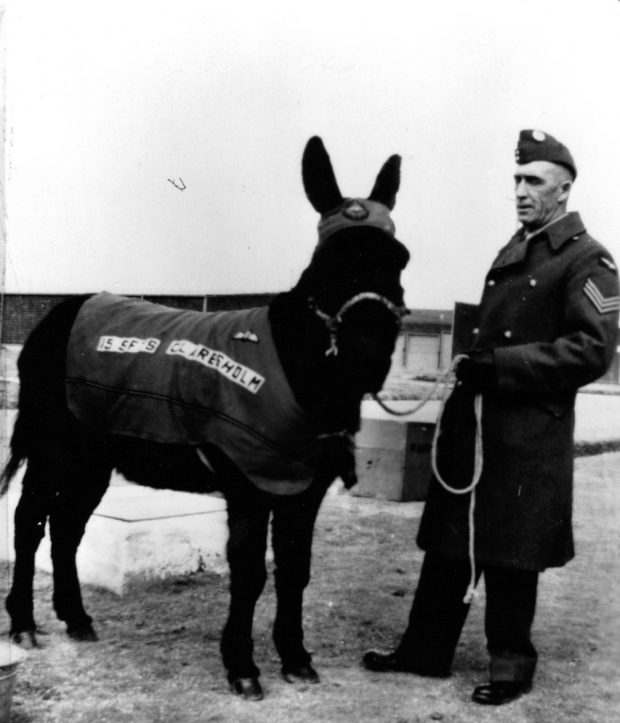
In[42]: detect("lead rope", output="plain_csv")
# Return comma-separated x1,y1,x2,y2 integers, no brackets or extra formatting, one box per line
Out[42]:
371,360,457,417
309,293,484,602
431,385,483,604
372,354,483,604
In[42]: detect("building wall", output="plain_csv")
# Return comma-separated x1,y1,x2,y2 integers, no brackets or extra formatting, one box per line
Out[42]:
0,293,277,344
1,294,77,344
389,310,454,378
1,295,455,378
3,294,617,384
389,331,454,377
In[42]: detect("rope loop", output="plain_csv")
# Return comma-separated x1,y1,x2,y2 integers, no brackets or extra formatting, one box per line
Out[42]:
371,354,483,605
371,354,468,416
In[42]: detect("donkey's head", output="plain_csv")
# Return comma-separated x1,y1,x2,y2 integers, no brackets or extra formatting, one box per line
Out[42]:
270,137,410,431
300,136,409,387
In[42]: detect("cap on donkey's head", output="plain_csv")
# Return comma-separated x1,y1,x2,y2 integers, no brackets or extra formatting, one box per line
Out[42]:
302,135,404,249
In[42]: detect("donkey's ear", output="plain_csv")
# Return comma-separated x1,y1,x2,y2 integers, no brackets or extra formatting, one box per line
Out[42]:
302,136,344,214
368,155,401,210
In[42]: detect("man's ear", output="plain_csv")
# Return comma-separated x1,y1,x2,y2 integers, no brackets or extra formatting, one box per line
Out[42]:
558,180,572,204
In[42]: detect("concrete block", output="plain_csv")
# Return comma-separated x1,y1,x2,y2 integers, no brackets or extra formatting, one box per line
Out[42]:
353,417,435,501
1,475,229,595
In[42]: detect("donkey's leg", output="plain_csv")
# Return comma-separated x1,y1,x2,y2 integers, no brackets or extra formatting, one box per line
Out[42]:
219,476,271,688
271,475,332,680
5,462,53,646
48,466,110,641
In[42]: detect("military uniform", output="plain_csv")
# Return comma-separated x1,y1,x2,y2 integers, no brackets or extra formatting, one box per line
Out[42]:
401,211,620,686
418,211,620,569
365,131,620,700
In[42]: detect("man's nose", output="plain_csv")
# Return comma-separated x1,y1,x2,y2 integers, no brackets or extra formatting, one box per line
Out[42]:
515,180,527,198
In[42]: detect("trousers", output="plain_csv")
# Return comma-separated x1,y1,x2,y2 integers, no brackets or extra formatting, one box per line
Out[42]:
396,551,539,682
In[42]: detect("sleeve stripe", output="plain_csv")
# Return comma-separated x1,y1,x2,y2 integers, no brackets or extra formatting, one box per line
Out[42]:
585,278,620,304
583,278,620,314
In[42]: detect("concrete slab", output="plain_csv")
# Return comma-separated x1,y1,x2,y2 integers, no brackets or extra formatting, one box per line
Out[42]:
362,393,620,443
1,473,229,595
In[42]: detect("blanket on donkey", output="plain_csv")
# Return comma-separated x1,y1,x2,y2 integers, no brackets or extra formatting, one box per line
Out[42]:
66,293,324,494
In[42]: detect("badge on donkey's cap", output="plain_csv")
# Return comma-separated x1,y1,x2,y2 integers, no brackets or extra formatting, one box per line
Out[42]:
317,198,396,245
342,200,370,221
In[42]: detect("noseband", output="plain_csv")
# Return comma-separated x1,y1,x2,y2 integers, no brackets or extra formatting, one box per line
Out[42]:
308,292,408,357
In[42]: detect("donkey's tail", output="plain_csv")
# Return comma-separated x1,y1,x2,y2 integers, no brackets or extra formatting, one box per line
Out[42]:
0,410,27,498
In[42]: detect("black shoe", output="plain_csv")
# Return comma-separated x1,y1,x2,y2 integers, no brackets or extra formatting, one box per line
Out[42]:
362,650,449,678
281,663,320,684
230,677,264,701
472,681,532,705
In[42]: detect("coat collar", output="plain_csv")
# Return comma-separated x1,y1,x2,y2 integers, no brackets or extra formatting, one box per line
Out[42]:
491,212,586,270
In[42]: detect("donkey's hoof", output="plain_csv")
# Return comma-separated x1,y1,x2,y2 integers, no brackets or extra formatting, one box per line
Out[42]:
282,663,320,684
67,624,98,642
10,629,40,649
230,677,264,701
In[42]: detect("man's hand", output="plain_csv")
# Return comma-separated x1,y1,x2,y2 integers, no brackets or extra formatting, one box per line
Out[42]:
455,351,497,393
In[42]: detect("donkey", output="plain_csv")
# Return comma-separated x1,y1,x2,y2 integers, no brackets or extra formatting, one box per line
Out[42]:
1,136,409,700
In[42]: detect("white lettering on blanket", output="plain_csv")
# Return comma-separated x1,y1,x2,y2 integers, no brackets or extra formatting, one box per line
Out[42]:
97,336,161,353
166,339,265,394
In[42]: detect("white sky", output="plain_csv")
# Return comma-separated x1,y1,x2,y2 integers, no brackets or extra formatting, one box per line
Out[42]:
3,0,620,309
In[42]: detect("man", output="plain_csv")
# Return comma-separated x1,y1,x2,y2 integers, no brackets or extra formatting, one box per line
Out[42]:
363,130,620,705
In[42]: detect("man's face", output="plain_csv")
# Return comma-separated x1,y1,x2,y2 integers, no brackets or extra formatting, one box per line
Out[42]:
514,161,572,231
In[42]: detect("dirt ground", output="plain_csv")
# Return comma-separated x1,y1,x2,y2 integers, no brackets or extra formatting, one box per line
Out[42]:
1,451,620,723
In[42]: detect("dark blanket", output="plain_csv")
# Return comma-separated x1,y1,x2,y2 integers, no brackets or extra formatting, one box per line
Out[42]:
66,293,323,493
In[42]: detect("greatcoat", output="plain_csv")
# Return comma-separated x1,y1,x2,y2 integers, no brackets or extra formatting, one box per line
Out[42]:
417,212,620,570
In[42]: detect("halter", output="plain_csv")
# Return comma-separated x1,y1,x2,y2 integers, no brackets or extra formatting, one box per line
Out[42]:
308,292,408,357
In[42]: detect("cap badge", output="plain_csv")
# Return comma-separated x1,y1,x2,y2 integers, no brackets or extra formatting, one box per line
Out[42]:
342,200,370,221
532,130,546,142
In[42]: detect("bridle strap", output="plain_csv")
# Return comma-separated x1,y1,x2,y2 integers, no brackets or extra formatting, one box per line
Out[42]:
309,292,408,357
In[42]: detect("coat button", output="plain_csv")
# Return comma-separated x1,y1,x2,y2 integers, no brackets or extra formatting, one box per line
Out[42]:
487,279,496,287
504,330,512,339
529,278,537,287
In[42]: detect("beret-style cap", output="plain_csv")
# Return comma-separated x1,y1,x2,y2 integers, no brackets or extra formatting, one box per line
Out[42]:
515,129,577,179
317,198,396,246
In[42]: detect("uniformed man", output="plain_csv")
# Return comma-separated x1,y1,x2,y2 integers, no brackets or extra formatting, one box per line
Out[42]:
362,130,620,705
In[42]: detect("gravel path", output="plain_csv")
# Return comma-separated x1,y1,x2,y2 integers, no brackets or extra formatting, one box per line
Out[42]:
1,453,619,722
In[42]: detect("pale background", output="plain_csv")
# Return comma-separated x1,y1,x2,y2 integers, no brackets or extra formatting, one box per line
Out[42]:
2,0,620,310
